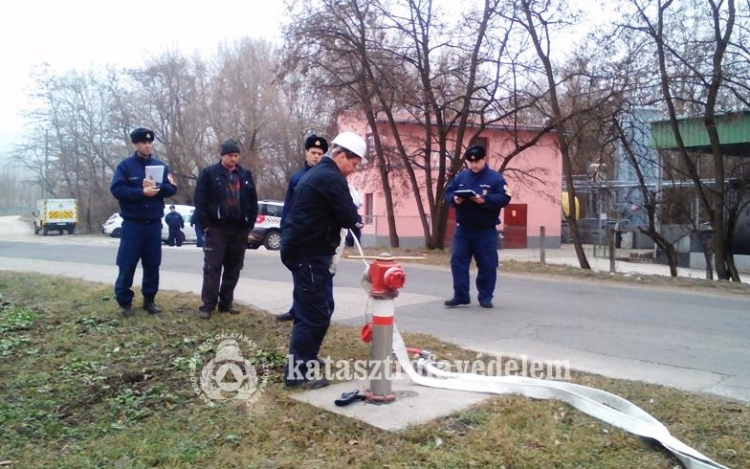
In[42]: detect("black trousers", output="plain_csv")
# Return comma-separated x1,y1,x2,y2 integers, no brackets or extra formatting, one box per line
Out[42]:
201,225,249,309
115,220,162,306
167,226,183,246
280,251,332,384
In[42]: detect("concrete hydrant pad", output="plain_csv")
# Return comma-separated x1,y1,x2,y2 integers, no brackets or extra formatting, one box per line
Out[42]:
290,377,495,431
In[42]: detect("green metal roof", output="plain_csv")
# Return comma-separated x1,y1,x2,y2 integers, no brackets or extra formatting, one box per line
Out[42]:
650,110,750,157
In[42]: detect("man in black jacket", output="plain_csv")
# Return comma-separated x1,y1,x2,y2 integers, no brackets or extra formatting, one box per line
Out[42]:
193,139,259,320
281,131,366,388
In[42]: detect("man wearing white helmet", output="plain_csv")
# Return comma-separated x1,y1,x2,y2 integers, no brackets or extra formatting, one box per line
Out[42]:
280,130,367,388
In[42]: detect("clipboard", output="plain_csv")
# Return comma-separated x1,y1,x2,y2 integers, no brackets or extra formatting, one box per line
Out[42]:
145,165,165,186
453,189,477,198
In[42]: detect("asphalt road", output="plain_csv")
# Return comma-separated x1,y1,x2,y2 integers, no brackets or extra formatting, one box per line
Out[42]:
1,234,749,403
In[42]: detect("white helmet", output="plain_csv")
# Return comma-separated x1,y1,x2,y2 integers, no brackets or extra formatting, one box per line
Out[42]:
332,131,368,164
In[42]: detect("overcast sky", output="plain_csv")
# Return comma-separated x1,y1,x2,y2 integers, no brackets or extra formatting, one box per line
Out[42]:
0,0,286,162
0,0,611,167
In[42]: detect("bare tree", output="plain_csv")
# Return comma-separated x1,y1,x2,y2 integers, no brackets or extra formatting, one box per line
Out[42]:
512,0,597,268
205,39,295,199
262,75,337,200
284,0,569,248
20,65,127,230
129,50,211,203
283,0,404,246
620,0,742,281
613,110,681,275
374,0,519,249
15,37,327,228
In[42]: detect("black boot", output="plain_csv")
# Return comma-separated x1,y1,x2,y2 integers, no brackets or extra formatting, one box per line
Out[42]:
276,312,294,322
276,306,295,322
444,298,470,307
218,303,240,314
199,306,213,320
143,301,162,315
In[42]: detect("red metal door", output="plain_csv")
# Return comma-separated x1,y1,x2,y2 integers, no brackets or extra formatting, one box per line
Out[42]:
503,204,528,249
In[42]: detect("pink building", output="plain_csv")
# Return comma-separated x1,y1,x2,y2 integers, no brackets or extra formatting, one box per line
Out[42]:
340,114,562,249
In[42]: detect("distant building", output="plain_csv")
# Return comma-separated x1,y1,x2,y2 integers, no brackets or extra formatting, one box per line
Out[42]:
649,110,750,269
339,113,563,248
613,108,663,226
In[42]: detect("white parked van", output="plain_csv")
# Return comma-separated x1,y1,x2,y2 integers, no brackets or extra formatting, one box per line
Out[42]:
34,199,78,235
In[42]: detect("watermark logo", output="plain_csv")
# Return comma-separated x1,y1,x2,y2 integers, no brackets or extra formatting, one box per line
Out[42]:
189,332,270,404
288,354,571,382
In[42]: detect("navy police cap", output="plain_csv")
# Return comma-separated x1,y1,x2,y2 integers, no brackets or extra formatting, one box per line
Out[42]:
130,128,155,144
304,134,329,153
464,145,486,161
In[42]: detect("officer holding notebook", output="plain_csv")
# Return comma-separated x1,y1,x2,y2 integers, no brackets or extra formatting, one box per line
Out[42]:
443,145,511,309
110,128,178,317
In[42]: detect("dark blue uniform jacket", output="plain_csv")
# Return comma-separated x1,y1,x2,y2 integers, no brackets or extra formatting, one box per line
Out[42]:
280,161,312,227
165,212,184,229
110,153,178,221
444,165,512,229
193,162,258,229
281,157,359,256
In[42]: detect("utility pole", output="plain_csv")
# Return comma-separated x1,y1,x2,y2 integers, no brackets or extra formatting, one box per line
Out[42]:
43,129,49,200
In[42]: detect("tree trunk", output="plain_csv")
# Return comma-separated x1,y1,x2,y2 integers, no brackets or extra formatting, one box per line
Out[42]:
363,109,400,248
521,0,590,269
703,0,736,279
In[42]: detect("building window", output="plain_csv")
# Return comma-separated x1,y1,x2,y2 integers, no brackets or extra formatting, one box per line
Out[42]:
364,193,374,225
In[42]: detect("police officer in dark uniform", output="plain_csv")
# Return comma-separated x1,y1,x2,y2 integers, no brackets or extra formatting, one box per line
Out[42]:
281,131,366,388
111,128,178,317
193,139,258,320
444,145,512,309
165,205,185,246
190,210,204,248
277,134,331,322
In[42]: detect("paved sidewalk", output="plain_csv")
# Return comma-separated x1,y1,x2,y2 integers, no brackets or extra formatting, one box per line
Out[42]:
0,215,741,283
499,244,748,283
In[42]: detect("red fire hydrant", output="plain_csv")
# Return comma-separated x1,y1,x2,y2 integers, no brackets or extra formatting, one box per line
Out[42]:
365,253,405,403
369,254,406,298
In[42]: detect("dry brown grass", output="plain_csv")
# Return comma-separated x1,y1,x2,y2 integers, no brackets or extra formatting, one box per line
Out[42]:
0,272,747,469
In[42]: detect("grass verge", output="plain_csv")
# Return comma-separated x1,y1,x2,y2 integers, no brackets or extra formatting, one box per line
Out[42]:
0,272,747,469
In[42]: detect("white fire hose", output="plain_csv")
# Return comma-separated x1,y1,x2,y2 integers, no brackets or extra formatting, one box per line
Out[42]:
392,326,729,469
346,231,730,469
